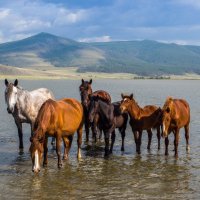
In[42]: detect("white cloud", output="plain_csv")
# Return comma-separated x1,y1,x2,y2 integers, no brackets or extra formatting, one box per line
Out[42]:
78,36,111,43
0,0,90,42
175,0,200,9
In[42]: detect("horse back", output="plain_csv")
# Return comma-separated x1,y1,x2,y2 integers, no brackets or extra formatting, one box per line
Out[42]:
92,90,111,103
172,99,190,126
57,98,83,133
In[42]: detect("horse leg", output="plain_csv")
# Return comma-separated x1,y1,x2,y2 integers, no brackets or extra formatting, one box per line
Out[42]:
85,120,90,143
56,135,63,168
165,136,169,155
133,130,139,153
185,124,190,152
147,129,152,150
120,128,125,151
77,125,83,159
62,135,73,160
43,136,48,167
174,129,180,157
157,126,161,150
15,120,23,150
91,123,97,143
104,131,110,157
110,130,116,154
137,131,142,154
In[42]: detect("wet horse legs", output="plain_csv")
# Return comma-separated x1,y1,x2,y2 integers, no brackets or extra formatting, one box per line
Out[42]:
62,135,73,160
15,120,23,150
43,136,48,166
185,124,190,152
56,135,63,168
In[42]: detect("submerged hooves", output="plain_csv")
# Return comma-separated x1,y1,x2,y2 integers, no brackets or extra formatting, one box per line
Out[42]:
58,163,63,168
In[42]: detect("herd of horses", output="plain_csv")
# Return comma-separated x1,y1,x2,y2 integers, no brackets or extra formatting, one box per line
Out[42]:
4,78,190,173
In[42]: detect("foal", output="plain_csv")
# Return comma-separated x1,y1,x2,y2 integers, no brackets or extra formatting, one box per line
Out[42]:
120,94,162,154
89,96,128,157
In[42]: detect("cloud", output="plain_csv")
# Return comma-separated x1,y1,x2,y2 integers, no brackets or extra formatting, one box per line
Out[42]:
0,0,90,42
78,35,111,43
175,0,200,9
0,0,200,45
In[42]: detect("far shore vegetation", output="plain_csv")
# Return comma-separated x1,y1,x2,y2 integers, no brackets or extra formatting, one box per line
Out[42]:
1,65,200,80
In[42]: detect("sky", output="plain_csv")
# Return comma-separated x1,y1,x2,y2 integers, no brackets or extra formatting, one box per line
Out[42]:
0,0,200,45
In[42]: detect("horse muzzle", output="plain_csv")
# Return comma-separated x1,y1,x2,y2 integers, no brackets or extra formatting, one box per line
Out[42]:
32,168,40,173
7,107,13,114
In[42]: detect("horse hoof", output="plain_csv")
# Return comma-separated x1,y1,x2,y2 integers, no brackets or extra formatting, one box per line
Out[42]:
43,163,48,167
186,146,190,152
62,156,68,160
58,163,62,168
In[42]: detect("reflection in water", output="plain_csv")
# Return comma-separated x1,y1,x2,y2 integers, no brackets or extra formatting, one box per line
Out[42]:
0,80,200,199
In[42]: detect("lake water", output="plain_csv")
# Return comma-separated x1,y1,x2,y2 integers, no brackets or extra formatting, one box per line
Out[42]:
0,79,200,199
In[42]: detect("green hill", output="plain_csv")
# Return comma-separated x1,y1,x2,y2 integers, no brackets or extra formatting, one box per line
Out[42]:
0,32,200,75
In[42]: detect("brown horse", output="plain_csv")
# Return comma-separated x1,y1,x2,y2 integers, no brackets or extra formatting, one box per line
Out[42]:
29,98,84,173
79,79,111,142
162,97,190,157
120,94,162,154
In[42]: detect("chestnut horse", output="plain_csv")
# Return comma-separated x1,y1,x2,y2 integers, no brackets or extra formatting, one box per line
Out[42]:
89,96,128,157
162,97,190,157
79,79,111,142
120,94,162,154
30,98,83,173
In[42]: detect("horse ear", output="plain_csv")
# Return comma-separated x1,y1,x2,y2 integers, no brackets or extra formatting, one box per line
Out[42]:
5,79,9,86
14,79,18,86
81,79,84,84
121,93,124,99
130,93,133,100
89,79,92,84
166,107,170,113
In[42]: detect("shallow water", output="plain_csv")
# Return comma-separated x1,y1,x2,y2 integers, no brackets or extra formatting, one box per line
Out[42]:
0,79,200,199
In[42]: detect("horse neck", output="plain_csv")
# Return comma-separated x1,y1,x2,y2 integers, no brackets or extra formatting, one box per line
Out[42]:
16,88,30,112
128,100,143,120
98,100,113,121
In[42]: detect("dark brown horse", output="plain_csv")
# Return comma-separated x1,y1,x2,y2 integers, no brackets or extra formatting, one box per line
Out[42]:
89,96,128,157
120,94,162,154
29,98,84,173
79,79,111,142
162,97,190,157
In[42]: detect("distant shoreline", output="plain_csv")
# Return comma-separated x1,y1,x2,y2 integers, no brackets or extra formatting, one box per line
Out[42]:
1,65,200,80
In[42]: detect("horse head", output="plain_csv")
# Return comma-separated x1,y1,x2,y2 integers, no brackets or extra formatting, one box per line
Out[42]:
29,135,44,173
4,79,19,114
162,97,174,138
120,93,134,113
79,79,93,109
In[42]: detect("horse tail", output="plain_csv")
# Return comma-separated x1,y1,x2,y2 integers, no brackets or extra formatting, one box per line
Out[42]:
34,99,55,132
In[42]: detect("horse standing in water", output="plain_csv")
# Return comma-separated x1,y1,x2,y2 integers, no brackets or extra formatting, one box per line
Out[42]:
4,79,55,151
79,79,111,142
162,97,190,157
30,98,84,173
120,94,162,154
89,96,128,157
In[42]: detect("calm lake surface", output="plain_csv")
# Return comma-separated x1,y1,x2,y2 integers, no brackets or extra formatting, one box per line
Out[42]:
0,79,200,199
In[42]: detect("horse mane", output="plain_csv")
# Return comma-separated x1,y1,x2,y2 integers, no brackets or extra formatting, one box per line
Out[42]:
163,96,173,109
34,99,55,133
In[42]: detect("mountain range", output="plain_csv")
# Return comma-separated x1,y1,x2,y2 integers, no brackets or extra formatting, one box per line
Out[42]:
0,32,200,76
